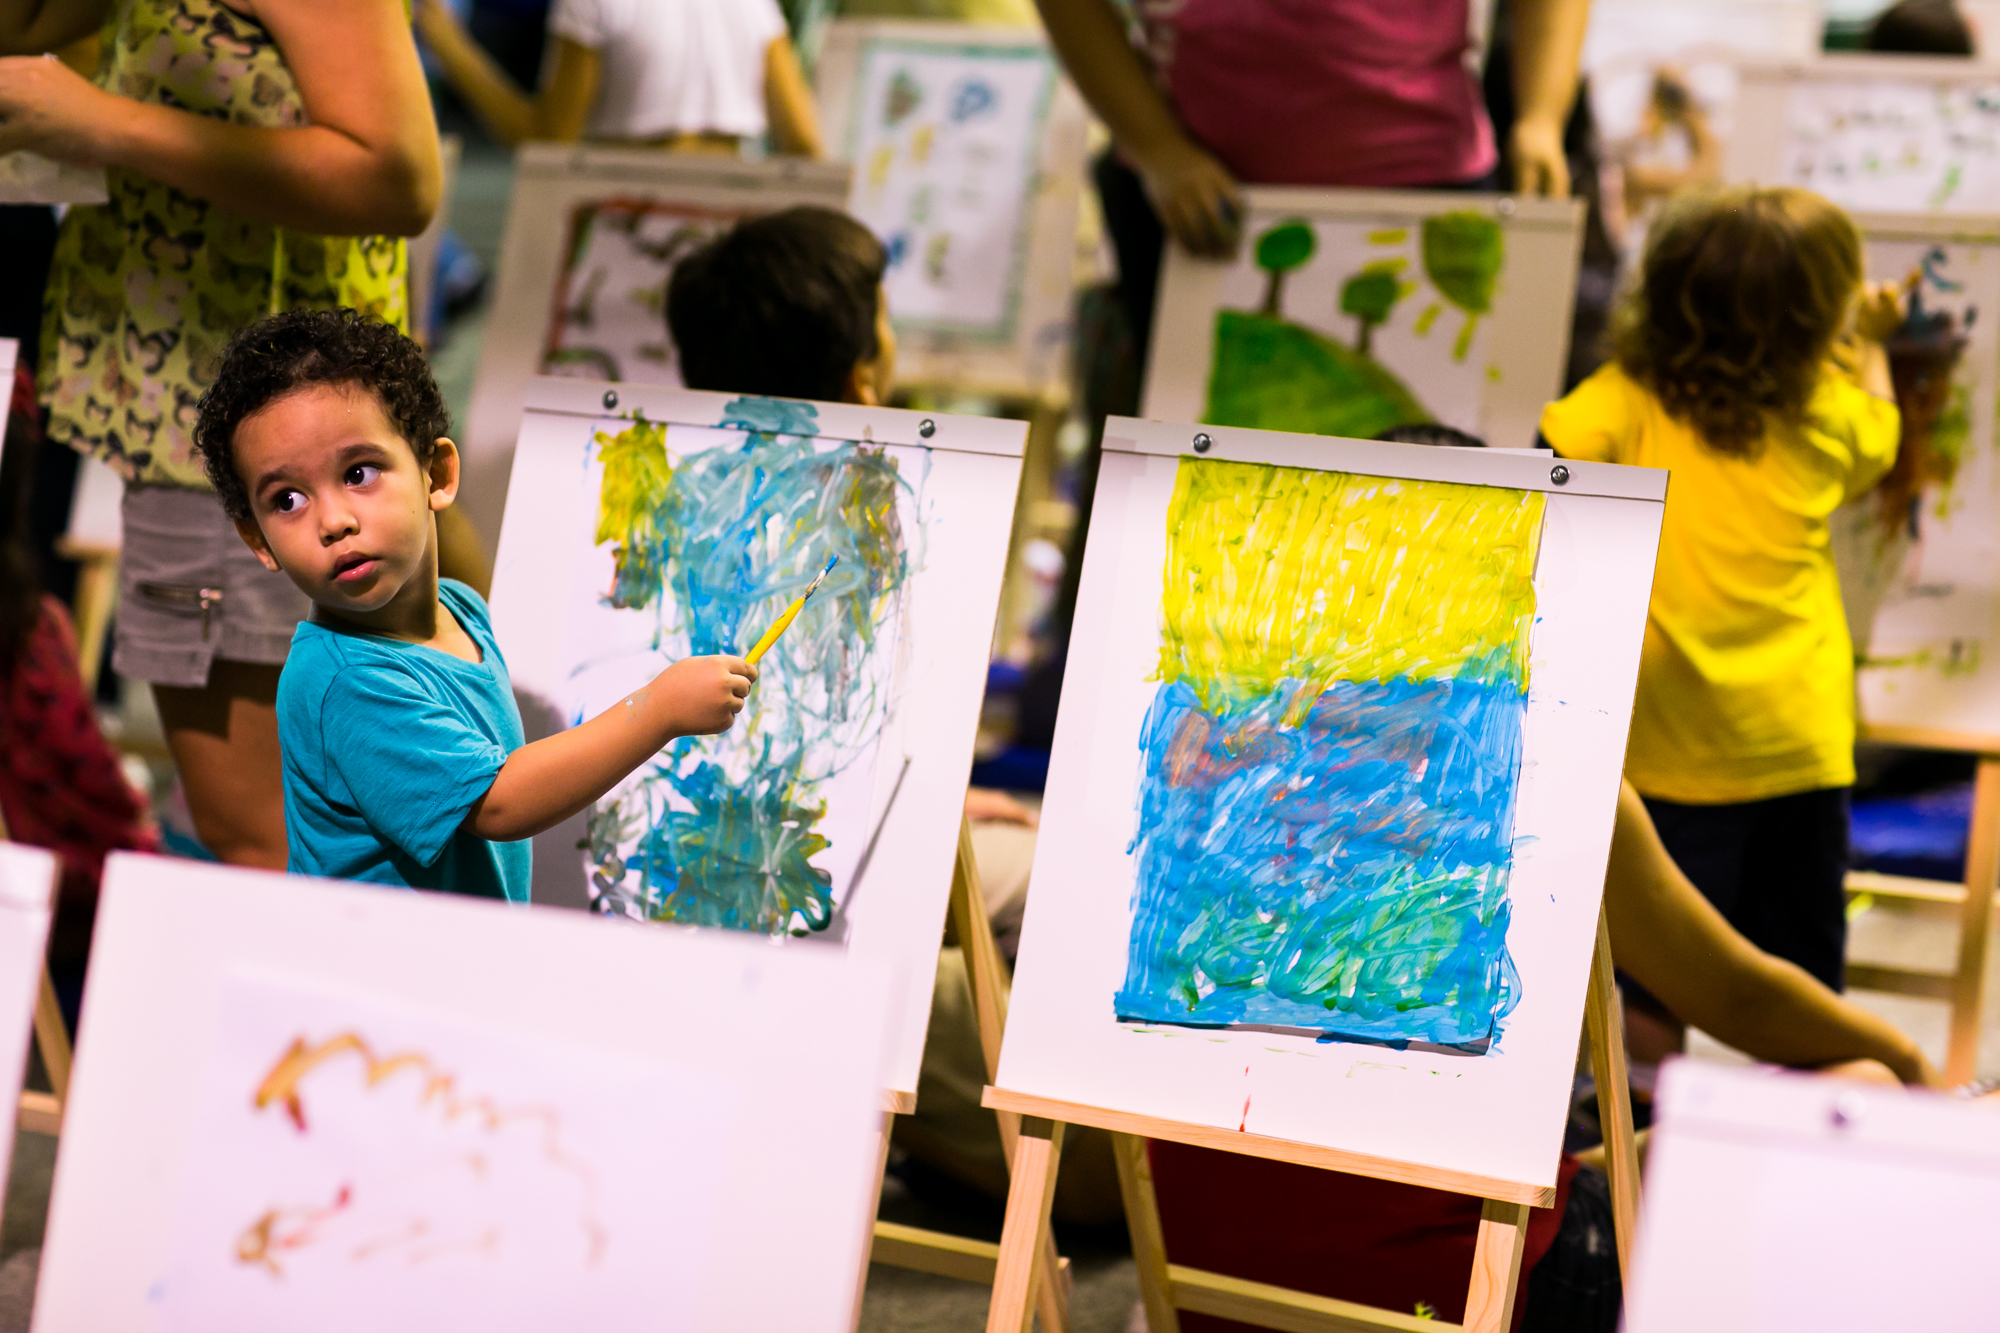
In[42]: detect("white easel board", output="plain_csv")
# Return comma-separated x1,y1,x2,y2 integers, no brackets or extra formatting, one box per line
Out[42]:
995,419,1665,1190
459,146,853,553
32,853,898,1331
0,844,55,1184
1141,189,1585,452
1831,212,2000,742
814,19,1088,401
1726,54,2000,212
488,378,1022,1100
1626,1059,2000,1331
1579,0,1820,146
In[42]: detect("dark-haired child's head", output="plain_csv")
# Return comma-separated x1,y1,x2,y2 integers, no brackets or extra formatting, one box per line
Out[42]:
667,206,896,404
1867,0,1974,55
195,308,460,619
1613,185,1862,456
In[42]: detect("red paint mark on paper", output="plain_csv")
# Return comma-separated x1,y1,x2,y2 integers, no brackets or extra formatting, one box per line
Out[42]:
1239,1065,1251,1131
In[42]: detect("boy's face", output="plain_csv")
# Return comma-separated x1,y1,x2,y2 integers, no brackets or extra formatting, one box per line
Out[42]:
230,383,458,621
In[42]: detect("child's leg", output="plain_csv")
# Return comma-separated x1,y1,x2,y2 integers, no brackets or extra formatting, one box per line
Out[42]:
1734,787,1851,993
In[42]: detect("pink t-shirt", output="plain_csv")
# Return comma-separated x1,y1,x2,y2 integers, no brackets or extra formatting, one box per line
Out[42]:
1138,0,1497,188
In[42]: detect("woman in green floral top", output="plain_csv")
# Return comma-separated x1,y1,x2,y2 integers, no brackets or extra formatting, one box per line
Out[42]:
0,0,441,869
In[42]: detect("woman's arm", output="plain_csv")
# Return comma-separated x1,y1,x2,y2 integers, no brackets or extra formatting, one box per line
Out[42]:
0,0,440,237
0,0,107,57
763,35,821,157
1508,0,1590,197
414,0,598,147
1606,781,1940,1086
1032,0,1239,256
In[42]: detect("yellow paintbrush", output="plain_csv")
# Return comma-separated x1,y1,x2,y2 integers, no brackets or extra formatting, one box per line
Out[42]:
744,555,840,666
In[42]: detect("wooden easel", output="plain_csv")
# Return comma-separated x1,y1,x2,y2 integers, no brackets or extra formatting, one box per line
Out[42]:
1842,724,2000,1084
862,815,1072,1332
980,907,1642,1333
0,814,71,1136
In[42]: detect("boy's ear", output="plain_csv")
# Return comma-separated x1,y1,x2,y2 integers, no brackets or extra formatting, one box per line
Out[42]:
426,437,462,512
841,362,880,407
234,517,283,573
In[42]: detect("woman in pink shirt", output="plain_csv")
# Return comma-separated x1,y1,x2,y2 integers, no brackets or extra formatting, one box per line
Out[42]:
1044,0,1587,253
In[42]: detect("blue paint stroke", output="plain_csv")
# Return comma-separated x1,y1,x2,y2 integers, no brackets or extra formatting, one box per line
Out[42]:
1114,665,1526,1051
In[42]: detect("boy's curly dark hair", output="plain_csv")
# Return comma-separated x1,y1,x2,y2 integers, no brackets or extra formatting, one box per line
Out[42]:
194,307,450,523
1614,186,1862,457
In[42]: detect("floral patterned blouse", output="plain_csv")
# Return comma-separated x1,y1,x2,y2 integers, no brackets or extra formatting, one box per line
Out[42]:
39,0,410,489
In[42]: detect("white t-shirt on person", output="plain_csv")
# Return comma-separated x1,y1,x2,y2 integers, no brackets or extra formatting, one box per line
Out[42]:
548,0,788,140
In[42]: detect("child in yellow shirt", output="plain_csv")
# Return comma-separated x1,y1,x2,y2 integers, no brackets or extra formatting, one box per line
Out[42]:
1541,186,1900,1037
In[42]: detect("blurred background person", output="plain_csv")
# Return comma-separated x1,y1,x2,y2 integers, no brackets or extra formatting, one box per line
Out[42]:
0,0,446,870
417,0,823,155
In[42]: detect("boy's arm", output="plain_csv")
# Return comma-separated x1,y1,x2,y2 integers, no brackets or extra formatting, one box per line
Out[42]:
1033,0,1240,256
464,655,755,842
1605,782,1940,1086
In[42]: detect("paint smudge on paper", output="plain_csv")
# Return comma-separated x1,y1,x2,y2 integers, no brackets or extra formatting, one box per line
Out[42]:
1114,459,1543,1051
585,397,912,934
234,1032,603,1276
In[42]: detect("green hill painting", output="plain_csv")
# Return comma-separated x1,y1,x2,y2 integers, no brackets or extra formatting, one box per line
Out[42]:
1203,212,1504,438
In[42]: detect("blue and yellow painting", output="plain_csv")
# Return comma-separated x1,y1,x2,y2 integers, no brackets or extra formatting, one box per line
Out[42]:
581,397,912,936
1114,459,1543,1052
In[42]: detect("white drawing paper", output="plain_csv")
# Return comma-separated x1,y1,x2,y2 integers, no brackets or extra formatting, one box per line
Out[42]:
488,380,1022,1096
844,38,1055,336
0,842,55,1187
995,423,1664,1190
156,974,731,1330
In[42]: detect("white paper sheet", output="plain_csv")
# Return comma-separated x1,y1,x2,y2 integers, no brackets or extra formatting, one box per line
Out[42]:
1628,1060,2000,1331
1832,222,2000,739
996,425,1663,1190
843,37,1054,336
488,382,1022,1097
156,974,731,1330
0,843,55,1188
33,853,900,1332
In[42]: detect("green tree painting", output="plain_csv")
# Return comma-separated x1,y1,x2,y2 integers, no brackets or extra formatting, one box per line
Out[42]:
1339,260,1410,356
1421,211,1504,361
1202,212,1507,438
1255,221,1315,316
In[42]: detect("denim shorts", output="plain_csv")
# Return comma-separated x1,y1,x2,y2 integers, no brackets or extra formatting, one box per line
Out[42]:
113,486,310,688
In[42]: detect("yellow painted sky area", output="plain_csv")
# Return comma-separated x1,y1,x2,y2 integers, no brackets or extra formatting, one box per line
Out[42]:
1158,458,1544,713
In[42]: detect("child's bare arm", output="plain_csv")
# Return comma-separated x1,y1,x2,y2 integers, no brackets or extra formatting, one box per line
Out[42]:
1839,280,1901,402
464,655,756,841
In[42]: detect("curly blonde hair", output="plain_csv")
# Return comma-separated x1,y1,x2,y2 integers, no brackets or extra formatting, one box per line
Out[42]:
1614,186,1862,456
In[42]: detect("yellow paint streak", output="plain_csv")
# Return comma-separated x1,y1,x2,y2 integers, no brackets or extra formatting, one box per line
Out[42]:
593,418,671,549
1368,228,1410,245
1158,459,1544,717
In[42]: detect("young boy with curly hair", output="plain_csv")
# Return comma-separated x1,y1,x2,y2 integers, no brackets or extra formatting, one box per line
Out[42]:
194,309,756,901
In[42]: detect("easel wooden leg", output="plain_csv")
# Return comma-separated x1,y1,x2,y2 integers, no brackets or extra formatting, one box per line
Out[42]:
987,1116,1065,1333
34,963,70,1105
868,818,1067,1329
1945,757,2000,1084
59,547,118,696
1110,1131,1179,1333
951,817,1070,1331
853,1112,896,1327
1582,903,1641,1282
1461,1199,1530,1333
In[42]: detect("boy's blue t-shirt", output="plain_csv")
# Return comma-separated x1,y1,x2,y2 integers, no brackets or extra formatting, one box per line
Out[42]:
278,579,531,903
